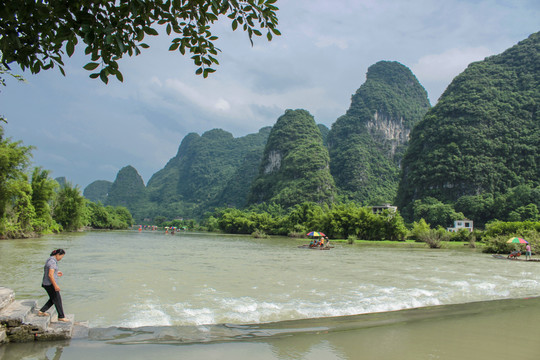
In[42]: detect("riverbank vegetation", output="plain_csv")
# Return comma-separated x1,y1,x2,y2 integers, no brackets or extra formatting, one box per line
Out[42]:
196,204,538,254
204,202,407,240
0,127,133,239
481,221,540,254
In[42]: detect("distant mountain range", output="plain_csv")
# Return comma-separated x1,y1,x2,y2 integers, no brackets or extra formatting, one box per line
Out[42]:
83,32,539,223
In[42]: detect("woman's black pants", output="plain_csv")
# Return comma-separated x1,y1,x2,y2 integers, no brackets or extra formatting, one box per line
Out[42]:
40,284,65,319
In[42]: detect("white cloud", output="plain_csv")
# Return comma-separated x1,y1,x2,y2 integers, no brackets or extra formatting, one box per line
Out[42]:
215,98,231,111
2,0,539,189
315,36,349,50
412,47,493,82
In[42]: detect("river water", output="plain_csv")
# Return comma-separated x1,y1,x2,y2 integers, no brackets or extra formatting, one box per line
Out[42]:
1,230,540,359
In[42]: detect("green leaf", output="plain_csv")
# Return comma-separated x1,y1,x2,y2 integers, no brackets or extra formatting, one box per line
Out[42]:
83,62,100,71
203,68,216,78
115,71,124,82
143,27,159,36
99,71,109,84
66,41,75,57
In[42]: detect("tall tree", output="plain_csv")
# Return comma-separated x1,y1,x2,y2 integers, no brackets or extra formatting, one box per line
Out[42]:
30,167,59,231
53,182,87,231
0,127,33,219
0,0,280,82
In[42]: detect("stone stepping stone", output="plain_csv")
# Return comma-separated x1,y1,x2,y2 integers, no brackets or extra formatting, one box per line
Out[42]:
0,300,37,327
24,307,57,333
0,287,14,312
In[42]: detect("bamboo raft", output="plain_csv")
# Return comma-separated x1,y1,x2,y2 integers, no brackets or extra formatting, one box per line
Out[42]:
298,245,332,250
491,254,540,262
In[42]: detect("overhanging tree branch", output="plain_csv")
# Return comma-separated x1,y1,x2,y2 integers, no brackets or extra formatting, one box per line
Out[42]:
0,0,280,83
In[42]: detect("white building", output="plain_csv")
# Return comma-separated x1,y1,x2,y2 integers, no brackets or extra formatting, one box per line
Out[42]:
447,220,473,232
371,204,397,214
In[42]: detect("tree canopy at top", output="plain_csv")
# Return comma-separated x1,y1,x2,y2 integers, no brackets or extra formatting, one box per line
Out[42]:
0,0,280,83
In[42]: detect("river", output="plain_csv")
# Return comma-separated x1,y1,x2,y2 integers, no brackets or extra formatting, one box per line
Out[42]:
1,230,539,359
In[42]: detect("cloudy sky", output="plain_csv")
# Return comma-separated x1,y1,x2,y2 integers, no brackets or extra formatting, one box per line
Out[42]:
1,0,539,189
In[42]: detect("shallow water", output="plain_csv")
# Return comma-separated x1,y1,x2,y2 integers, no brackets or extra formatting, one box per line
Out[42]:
1,230,540,359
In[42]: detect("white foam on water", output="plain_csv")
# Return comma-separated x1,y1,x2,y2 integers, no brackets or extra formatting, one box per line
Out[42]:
120,300,172,328
120,275,540,327
172,302,216,325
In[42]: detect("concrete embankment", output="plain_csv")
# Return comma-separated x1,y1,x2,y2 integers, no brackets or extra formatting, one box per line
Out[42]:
0,286,88,344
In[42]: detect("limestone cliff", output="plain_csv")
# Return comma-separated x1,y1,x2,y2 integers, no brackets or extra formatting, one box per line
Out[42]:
327,61,430,204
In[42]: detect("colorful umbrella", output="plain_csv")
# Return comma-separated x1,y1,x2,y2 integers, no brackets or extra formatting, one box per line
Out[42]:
507,237,528,244
307,231,325,237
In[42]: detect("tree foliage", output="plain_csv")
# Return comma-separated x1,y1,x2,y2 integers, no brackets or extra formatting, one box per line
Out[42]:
0,0,280,82
412,197,465,229
482,220,540,254
30,167,60,232
248,109,336,208
52,182,87,231
0,129,65,238
0,127,33,219
213,201,407,241
86,202,133,229
397,32,540,220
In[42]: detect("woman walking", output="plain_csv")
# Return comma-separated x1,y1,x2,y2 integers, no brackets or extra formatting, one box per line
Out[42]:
38,249,69,322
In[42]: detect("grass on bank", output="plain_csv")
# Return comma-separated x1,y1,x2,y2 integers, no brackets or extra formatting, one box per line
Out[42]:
330,239,479,249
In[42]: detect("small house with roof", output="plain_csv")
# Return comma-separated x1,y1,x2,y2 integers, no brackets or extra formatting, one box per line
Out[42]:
447,220,473,232
371,204,398,215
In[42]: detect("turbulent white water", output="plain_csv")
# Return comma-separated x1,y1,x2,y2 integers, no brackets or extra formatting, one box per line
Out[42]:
1,231,539,329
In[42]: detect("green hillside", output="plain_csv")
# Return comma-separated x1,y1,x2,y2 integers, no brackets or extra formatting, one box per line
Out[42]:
105,165,147,218
327,61,430,204
83,180,112,203
143,127,271,219
396,32,540,220
248,109,336,207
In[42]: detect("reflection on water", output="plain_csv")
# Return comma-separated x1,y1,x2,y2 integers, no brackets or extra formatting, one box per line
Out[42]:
0,340,68,360
1,231,540,359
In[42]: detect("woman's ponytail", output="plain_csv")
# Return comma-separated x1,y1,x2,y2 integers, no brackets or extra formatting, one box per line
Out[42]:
50,249,66,256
